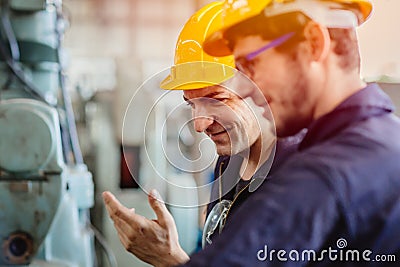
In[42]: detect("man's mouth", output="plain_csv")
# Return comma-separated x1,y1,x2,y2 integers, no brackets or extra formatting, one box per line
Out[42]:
210,130,226,137
208,127,232,140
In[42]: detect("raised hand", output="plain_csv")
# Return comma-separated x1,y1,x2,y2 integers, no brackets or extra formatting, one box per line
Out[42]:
102,190,190,267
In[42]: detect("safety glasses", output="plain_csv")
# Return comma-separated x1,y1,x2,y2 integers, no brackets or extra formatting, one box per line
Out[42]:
202,176,256,248
235,32,295,77
202,199,231,248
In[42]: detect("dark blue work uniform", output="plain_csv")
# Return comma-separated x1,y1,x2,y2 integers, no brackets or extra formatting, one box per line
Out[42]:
182,83,400,266
206,131,305,230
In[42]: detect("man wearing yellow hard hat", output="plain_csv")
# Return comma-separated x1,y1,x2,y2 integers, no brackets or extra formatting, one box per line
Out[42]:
103,2,299,266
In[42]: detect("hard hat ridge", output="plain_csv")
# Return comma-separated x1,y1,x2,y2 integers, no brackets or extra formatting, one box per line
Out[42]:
160,2,236,90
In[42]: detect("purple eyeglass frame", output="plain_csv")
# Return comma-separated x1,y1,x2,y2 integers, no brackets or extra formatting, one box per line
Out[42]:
246,31,296,61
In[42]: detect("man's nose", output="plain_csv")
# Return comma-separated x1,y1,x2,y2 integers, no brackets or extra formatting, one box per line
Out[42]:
227,72,266,106
193,116,213,133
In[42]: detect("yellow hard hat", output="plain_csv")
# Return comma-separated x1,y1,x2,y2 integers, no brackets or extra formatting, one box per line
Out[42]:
160,2,235,90
203,0,373,57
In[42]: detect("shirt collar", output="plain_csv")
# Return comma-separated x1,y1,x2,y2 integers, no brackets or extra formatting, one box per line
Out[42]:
220,150,274,194
299,83,394,151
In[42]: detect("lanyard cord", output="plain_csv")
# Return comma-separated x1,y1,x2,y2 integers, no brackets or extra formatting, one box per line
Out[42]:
221,178,254,229
218,161,224,203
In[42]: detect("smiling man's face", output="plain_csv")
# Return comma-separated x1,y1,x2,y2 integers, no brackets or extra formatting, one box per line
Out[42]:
183,85,262,156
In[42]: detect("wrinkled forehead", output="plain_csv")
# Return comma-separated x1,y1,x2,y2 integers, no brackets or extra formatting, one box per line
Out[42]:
183,84,238,100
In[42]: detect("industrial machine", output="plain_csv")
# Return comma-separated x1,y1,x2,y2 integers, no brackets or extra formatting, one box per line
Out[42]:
0,0,95,266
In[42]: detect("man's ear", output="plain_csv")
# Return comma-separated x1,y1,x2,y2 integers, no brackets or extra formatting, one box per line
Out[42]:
303,21,330,62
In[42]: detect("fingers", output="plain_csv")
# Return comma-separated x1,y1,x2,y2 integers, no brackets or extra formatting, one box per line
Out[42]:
102,190,174,234
148,189,174,227
102,191,146,247
102,191,144,226
102,191,186,266
102,191,128,218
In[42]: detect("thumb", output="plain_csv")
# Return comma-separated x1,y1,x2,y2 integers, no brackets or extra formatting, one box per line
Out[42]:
148,189,174,227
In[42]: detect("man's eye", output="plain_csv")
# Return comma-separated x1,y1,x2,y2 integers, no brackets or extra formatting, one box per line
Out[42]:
186,101,194,108
203,98,229,106
213,98,229,105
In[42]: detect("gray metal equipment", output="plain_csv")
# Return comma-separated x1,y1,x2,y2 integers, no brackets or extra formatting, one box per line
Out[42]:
0,0,95,266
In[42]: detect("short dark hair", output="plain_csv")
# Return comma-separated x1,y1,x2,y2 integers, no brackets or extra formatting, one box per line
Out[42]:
224,11,360,71
328,27,360,71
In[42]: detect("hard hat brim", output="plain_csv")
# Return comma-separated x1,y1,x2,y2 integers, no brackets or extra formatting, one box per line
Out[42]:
160,77,221,90
160,62,236,90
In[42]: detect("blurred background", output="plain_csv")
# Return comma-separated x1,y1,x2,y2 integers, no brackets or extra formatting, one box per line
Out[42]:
0,0,399,266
